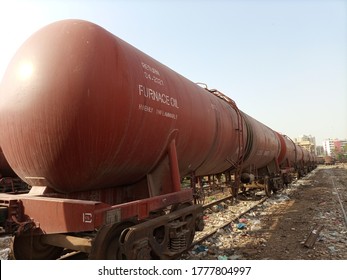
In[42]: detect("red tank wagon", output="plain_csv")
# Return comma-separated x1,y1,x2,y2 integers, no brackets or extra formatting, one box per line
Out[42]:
0,20,317,259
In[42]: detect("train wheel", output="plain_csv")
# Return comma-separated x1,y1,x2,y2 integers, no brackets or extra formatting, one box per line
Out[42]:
89,222,135,260
13,230,63,260
194,188,205,204
276,178,284,192
264,178,272,197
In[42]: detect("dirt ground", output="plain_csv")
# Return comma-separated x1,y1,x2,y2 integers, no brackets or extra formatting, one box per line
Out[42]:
186,164,347,260
248,164,347,260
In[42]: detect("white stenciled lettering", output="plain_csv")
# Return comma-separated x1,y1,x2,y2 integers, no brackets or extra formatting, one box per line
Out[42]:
138,84,145,97
141,62,160,76
156,109,178,120
144,71,164,86
138,84,179,108
170,97,179,108
138,103,153,113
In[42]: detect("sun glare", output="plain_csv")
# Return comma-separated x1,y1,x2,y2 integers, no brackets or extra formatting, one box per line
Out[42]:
18,61,34,80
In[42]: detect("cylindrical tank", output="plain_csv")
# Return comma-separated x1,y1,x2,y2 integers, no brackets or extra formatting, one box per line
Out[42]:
276,134,297,168
302,148,310,164
241,112,281,172
0,19,245,193
276,132,287,165
296,145,304,166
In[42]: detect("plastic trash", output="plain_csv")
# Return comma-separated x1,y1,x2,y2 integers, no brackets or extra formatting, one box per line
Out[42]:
194,245,208,253
237,223,246,230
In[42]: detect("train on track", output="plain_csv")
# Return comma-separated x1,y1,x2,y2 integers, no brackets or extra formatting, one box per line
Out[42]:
0,19,317,260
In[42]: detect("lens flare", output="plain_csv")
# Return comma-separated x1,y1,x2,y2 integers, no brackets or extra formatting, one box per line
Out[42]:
18,61,34,80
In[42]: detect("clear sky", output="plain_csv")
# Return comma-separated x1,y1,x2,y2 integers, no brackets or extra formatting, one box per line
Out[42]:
0,0,346,145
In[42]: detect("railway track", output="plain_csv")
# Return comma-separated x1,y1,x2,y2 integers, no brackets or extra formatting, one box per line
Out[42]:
2,166,345,260
328,168,347,229
178,189,269,259
0,185,284,260
58,251,88,260
181,165,347,260
53,187,270,260
193,197,268,247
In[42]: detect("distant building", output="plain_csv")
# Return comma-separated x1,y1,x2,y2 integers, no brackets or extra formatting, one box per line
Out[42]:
316,146,324,156
323,138,347,156
294,135,316,154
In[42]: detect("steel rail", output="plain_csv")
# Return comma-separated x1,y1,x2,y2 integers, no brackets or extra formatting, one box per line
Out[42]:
331,177,347,228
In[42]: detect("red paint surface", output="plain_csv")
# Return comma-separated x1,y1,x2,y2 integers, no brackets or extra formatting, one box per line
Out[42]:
0,20,243,193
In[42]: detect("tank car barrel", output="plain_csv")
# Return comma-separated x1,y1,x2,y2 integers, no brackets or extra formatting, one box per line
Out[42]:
0,19,245,194
0,19,318,259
